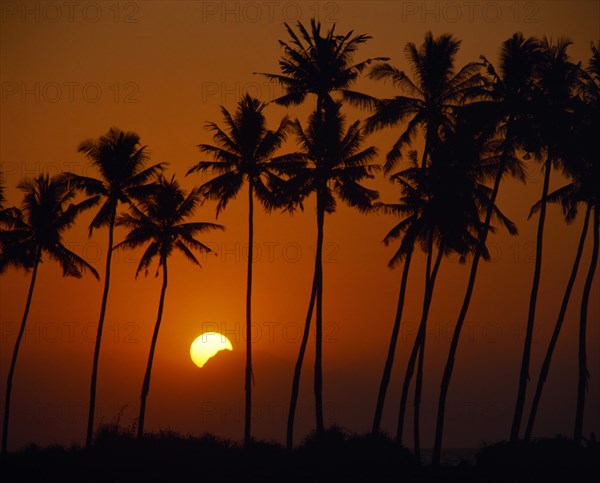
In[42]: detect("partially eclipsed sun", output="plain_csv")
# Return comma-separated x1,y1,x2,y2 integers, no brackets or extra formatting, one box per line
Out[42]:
190,332,233,368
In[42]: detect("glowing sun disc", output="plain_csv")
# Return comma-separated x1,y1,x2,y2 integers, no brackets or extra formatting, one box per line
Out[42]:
190,332,233,368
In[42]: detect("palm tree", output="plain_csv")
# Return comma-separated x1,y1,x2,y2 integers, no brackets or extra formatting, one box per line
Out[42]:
1,174,99,457
524,43,600,442
366,32,486,438
510,38,585,442
187,94,293,446
260,20,385,449
432,34,540,464
64,127,164,447
284,101,379,447
114,175,224,438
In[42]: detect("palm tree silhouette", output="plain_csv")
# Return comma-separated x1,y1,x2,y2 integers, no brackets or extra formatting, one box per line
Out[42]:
285,101,379,446
573,41,600,446
64,127,164,447
432,33,540,464
260,20,384,449
510,38,585,442
114,175,224,438
524,43,600,443
187,94,293,446
1,174,99,457
365,32,486,438
259,18,387,115
390,118,517,462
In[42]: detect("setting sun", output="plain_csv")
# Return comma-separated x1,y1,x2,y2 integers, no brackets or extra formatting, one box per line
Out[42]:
190,332,234,368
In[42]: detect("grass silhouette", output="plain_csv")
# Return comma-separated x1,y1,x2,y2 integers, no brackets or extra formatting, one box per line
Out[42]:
2,425,598,482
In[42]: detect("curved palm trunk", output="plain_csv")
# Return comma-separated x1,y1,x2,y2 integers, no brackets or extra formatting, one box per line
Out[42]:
433,160,506,465
1,255,40,458
137,260,169,438
245,183,254,446
372,249,413,436
314,197,325,435
524,204,592,441
86,215,115,447
510,157,552,442
413,246,443,464
395,243,441,443
286,256,318,449
574,207,599,444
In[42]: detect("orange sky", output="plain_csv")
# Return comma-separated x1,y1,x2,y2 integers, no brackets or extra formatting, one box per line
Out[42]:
1,0,599,451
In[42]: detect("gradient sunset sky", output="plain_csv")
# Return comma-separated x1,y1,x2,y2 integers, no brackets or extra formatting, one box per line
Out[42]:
1,0,599,451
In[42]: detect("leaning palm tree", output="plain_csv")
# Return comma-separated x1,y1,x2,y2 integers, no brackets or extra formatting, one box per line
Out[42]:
285,101,379,447
524,165,598,441
114,175,223,438
187,94,294,446
1,174,99,457
510,38,585,442
573,43,600,444
366,33,486,438
432,33,541,464
389,122,517,462
524,43,600,441
64,127,164,447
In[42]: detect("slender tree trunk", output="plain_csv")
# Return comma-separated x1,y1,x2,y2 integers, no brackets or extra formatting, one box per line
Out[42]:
433,159,506,465
137,260,169,439
286,252,319,449
86,216,115,447
395,243,441,444
510,157,552,442
372,249,413,436
413,245,443,464
574,207,599,444
314,196,325,436
1,255,40,458
524,204,592,441
244,182,254,447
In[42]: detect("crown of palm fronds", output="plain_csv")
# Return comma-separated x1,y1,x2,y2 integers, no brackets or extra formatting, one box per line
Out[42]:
285,101,380,214
365,32,487,173
115,175,224,278
258,18,388,109
188,94,302,216
63,127,165,236
1,174,99,278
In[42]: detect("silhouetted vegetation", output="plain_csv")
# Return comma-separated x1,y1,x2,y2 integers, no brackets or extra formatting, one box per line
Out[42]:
2,427,598,482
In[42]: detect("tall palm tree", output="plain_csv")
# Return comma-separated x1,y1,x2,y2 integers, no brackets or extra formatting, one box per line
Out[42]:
114,175,224,438
260,20,385,449
366,32,486,438
573,43,600,444
285,101,379,447
524,43,600,442
510,38,585,442
432,34,540,464
64,127,164,447
187,94,293,446
1,174,99,457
